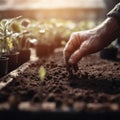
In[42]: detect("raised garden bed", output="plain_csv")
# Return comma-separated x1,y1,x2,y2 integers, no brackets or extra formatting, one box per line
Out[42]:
0,49,120,120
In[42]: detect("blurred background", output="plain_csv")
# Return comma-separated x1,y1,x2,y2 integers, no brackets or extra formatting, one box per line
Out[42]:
0,0,106,21
0,0,120,75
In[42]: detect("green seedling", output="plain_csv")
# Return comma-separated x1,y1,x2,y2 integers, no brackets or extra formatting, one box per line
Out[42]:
38,66,46,101
0,16,21,56
38,65,46,82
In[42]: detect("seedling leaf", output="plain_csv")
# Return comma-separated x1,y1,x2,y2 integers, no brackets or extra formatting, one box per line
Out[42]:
38,66,46,81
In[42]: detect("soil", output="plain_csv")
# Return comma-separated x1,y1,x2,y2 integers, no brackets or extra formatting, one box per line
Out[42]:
0,50,120,113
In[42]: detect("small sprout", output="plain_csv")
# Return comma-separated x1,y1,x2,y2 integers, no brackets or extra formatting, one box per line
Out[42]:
66,65,73,78
38,66,46,102
38,66,46,82
73,64,79,72
66,64,79,78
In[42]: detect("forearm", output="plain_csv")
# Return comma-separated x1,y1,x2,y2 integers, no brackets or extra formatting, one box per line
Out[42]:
90,17,120,48
99,17,120,41
96,2,120,45
105,2,120,41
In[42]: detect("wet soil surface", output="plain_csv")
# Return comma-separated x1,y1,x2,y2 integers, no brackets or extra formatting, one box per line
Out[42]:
0,51,120,112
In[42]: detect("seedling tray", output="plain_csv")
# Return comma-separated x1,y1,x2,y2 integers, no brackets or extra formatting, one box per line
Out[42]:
0,51,120,120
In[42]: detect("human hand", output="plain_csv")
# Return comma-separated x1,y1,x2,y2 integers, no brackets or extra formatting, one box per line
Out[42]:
63,18,120,65
63,30,103,65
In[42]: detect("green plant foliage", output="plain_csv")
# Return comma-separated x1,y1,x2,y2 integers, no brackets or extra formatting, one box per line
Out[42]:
0,16,96,57
11,21,22,33
38,66,46,81
0,16,21,56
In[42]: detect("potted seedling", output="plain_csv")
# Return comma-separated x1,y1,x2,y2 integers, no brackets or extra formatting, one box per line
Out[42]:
36,26,47,57
36,20,63,58
0,16,21,73
15,32,31,66
100,40,118,60
36,24,55,57
11,18,32,66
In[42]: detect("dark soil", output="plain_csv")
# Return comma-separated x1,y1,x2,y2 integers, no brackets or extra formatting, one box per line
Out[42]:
0,50,120,113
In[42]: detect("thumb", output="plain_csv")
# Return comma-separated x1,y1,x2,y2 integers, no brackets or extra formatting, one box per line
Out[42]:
68,41,90,65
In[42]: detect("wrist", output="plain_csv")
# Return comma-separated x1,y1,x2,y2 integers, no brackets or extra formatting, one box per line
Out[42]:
104,17,120,35
96,17,120,44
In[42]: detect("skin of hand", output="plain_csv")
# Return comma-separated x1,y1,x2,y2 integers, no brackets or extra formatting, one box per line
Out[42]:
63,17,120,65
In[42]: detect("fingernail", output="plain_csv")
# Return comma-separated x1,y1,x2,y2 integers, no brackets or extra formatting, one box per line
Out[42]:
68,58,74,64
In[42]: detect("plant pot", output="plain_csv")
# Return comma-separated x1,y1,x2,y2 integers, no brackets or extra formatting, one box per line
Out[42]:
3,52,19,73
0,57,9,77
100,47,118,60
0,57,9,78
36,44,54,58
18,49,31,66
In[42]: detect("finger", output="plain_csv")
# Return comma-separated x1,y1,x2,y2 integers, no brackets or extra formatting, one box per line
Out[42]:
68,41,91,65
63,33,80,64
